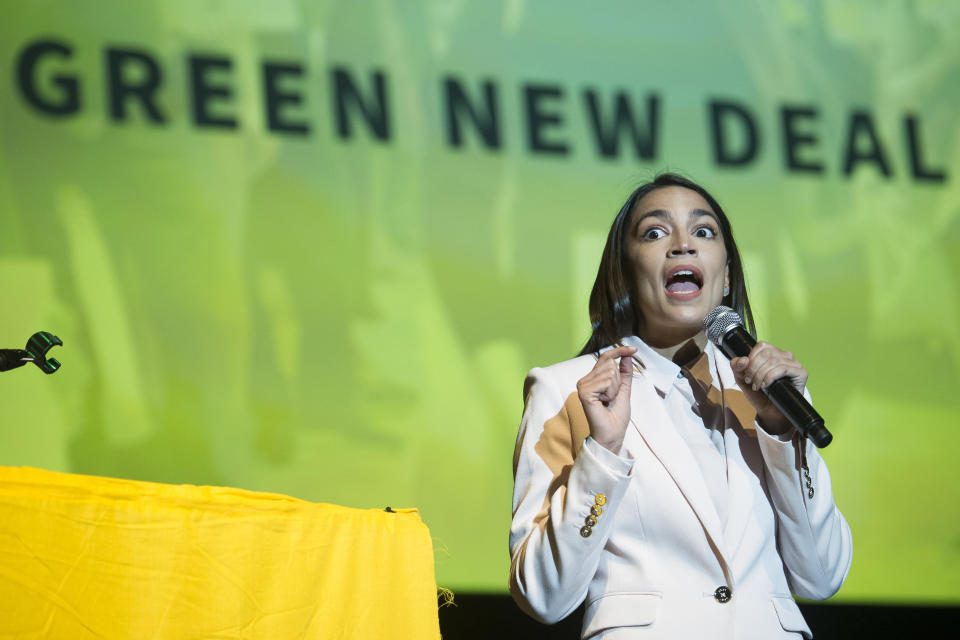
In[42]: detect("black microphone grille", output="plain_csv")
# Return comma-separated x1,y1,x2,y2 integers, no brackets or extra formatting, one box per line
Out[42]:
703,305,744,345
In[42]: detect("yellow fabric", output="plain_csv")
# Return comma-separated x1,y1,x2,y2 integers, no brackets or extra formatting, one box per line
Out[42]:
0,467,441,639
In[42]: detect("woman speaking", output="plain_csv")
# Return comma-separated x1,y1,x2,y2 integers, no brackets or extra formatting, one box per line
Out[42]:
509,173,852,639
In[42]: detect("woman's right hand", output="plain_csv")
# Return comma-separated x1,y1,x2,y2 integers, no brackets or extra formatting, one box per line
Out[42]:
576,345,637,454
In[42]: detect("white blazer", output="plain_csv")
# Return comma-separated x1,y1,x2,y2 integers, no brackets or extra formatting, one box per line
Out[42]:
509,339,852,639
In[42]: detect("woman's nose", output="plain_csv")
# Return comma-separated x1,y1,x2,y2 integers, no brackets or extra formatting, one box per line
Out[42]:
669,234,696,255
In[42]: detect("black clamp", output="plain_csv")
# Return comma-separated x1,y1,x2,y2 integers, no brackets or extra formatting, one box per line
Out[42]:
0,331,63,374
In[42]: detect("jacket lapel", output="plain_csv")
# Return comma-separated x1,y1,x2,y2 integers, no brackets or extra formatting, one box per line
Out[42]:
625,371,731,569
710,346,758,560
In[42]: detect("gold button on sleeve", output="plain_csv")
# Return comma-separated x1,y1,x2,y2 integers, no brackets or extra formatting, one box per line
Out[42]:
594,494,607,506
584,515,597,527
590,505,602,517
579,526,592,538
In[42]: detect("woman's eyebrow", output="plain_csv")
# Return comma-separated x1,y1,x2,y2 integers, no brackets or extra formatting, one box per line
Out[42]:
689,208,719,223
634,209,670,225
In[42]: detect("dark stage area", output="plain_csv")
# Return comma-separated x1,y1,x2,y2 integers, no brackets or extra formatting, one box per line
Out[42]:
438,594,959,639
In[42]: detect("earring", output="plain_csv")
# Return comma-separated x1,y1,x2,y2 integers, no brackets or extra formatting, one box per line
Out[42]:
723,286,730,296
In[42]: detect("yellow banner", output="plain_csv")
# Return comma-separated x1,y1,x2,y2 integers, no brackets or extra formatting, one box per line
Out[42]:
0,467,441,639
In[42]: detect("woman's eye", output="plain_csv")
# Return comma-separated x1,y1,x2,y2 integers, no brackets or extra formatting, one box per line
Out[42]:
694,226,717,239
642,228,666,240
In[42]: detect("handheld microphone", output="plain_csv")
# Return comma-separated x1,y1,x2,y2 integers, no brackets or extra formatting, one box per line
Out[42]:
703,306,832,448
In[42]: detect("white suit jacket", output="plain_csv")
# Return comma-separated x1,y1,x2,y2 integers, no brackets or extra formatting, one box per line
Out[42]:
509,339,852,639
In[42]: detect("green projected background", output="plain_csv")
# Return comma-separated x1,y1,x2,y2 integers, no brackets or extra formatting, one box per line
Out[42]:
1,1,958,600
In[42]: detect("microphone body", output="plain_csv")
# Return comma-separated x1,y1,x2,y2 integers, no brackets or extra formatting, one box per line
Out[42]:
704,307,833,448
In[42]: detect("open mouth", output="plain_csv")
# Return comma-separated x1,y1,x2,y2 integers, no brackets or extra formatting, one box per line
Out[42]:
664,266,703,296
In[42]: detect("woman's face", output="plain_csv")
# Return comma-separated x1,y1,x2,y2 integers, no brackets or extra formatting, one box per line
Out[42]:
626,186,729,347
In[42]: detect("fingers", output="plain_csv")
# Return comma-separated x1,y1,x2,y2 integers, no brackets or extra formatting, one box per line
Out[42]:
739,342,778,388
578,346,637,406
577,358,618,404
607,346,637,401
577,346,637,452
618,351,634,375
732,342,808,392
617,351,634,399
751,360,805,392
598,345,637,363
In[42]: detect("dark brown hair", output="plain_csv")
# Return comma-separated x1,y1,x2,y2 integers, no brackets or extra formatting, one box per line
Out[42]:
579,173,755,355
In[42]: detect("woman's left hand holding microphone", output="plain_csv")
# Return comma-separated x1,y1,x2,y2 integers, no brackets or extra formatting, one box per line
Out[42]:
730,341,808,437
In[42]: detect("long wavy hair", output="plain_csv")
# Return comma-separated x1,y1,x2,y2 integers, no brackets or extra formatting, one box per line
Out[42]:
579,173,755,356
